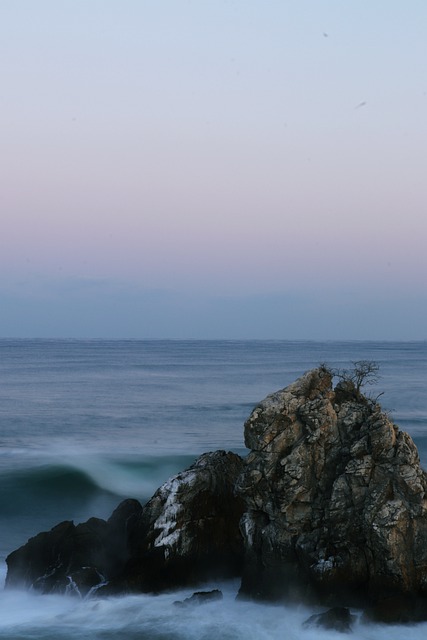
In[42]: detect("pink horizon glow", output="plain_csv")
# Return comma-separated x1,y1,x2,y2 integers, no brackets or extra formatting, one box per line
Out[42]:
1,2,426,338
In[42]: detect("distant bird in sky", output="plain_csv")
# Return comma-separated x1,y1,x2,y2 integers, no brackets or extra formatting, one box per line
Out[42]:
355,101,367,109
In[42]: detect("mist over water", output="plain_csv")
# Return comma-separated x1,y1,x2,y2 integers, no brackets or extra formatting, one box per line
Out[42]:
1,339,426,638
2,582,427,640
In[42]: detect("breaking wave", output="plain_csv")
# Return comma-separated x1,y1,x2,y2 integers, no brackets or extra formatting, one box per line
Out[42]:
0,453,197,514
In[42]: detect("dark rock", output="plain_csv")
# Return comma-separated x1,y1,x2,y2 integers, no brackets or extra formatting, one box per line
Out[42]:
365,595,427,624
303,607,355,632
113,450,245,592
6,451,243,596
6,520,75,592
5,518,110,595
173,589,223,607
236,368,427,616
6,502,143,596
105,498,143,578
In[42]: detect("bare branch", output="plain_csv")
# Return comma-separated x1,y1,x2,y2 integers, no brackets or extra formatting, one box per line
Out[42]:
333,360,381,400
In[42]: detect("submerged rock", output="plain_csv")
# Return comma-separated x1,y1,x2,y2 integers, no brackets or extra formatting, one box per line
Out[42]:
173,589,223,607
303,607,355,633
236,367,427,613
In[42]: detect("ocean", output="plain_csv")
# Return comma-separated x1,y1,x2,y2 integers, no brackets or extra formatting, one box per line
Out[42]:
0,339,426,639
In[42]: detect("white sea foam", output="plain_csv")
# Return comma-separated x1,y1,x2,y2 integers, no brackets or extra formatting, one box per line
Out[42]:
1,580,427,640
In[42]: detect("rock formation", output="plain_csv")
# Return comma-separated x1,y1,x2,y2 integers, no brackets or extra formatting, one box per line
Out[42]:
236,367,427,619
111,449,244,592
6,367,427,622
5,499,142,596
5,450,244,596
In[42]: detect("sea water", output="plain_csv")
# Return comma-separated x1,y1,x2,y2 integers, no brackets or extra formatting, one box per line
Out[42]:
0,339,426,639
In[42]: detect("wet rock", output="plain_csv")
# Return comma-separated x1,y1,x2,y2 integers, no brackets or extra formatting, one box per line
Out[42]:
365,595,427,624
6,501,143,596
173,589,223,607
105,498,144,578
115,450,245,592
6,452,244,596
303,607,355,632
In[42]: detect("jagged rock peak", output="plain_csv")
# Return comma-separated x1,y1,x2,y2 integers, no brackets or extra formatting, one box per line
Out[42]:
243,366,334,452
237,367,427,615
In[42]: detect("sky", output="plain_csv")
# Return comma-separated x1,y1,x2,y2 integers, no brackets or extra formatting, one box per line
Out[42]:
1,1,426,339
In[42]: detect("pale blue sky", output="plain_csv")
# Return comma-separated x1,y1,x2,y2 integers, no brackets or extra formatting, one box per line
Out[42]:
1,1,426,338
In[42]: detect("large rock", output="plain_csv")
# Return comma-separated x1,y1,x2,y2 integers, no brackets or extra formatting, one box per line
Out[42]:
236,367,427,612
112,450,244,592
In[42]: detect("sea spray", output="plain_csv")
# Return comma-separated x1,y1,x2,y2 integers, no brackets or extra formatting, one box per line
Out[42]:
1,581,427,640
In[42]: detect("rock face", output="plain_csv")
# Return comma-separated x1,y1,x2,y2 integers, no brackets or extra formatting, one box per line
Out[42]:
236,367,427,611
5,451,244,596
115,450,244,592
